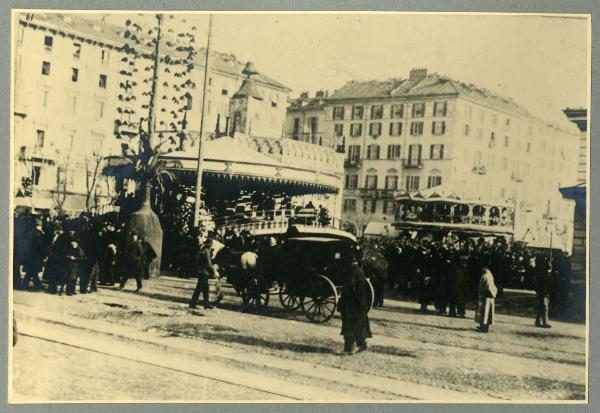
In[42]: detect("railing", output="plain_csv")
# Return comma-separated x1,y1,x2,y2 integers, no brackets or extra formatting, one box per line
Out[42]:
397,209,514,229
214,208,357,239
344,159,362,168
89,204,120,216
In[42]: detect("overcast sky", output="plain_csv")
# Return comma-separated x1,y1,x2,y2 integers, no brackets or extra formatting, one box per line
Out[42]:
94,12,589,126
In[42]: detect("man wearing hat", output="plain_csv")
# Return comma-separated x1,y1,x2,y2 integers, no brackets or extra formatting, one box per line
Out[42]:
46,221,72,294
338,248,372,354
189,235,216,309
119,230,144,292
21,218,47,291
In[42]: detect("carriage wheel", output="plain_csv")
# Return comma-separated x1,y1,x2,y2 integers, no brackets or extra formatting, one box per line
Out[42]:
241,275,270,309
301,274,338,323
278,282,300,309
365,277,375,312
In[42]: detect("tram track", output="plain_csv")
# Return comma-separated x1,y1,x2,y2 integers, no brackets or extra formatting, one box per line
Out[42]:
17,332,298,401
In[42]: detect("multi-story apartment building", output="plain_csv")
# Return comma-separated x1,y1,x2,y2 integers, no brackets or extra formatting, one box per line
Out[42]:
562,107,587,184
13,12,290,216
285,91,331,147
286,68,580,243
561,108,587,283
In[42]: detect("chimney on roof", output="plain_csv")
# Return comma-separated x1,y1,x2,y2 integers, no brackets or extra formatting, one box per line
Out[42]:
315,90,326,98
300,91,309,99
409,68,427,82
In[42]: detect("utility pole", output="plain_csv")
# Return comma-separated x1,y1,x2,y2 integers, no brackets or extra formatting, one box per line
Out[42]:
193,14,213,227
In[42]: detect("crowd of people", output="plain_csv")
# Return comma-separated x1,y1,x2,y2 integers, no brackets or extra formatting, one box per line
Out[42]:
358,232,572,328
13,205,574,353
13,211,157,295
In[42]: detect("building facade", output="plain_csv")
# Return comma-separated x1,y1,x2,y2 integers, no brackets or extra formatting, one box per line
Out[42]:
561,108,587,283
286,69,581,245
285,91,331,147
13,12,291,216
562,107,587,184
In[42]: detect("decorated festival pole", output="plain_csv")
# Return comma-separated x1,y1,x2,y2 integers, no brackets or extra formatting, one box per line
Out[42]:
193,14,213,227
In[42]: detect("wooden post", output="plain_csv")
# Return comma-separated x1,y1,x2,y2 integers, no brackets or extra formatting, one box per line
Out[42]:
193,14,213,227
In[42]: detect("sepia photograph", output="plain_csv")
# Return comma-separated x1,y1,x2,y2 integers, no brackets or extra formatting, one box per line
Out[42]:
8,9,590,403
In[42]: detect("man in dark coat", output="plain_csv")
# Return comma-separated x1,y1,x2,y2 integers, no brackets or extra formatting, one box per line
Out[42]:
551,250,571,315
535,254,553,328
339,251,372,354
62,238,86,296
362,244,388,308
21,219,47,291
140,237,157,280
79,225,100,294
189,237,216,309
46,224,72,294
448,245,469,318
119,231,144,292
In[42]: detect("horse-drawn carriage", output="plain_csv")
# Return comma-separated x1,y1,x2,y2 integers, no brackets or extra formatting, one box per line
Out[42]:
215,229,374,323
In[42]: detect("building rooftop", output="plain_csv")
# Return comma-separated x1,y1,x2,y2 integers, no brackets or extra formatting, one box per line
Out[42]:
328,71,532,118
20,12,291,92
287,97,327,112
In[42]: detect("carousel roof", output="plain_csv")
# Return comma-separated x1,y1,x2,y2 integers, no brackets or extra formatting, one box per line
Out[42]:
160,136,342,195
164,136,281,167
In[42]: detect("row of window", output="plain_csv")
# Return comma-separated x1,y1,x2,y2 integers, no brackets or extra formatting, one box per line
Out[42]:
347,143,444,162
464,123,566,158
343,198,397,214
44,35,110,63
471,151,564,175
342,177,442,213
333,102,447,121
344,174,442,191
38,87,106,119
30,164,97,187
334,121,446,138
32,129,105,155
463,105,513,129
41,60,108,88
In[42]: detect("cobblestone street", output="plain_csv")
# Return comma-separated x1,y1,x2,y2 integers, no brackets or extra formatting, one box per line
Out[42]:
11,276,587,402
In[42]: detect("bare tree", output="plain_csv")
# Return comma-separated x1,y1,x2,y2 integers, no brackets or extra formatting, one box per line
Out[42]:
84,154,104,212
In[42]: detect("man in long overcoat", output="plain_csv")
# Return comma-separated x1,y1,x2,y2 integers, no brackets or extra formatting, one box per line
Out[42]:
475,267,497,333
46,224,72,294
449,246,469,318
339,251,372,354
140,237,157,280
119,231,144,292
189,237,216,309
22,219,47,291
535,254,553,328
62,238,86,296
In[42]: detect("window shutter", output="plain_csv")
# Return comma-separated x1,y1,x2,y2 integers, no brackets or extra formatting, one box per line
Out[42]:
440,145,445,159
389,122,393,136
430,145,434,159
418,145,422,163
